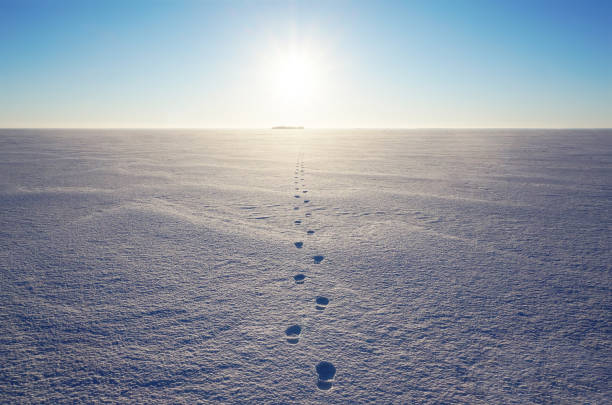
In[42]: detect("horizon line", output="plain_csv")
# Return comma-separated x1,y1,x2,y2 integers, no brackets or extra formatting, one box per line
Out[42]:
1,127,612,131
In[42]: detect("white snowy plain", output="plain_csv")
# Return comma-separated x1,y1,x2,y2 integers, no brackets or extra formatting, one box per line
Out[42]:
0,129,610,403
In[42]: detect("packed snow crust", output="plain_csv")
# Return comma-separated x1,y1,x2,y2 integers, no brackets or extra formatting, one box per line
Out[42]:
0,129,610,403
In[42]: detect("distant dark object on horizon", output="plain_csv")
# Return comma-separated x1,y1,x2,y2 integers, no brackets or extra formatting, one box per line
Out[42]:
272,126,304,129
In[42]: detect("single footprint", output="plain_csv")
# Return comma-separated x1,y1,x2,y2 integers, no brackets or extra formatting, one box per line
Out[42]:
316,361,336,390
294,274,306,284
313,255,324,264
294,207,300,210
307,230,315,235
295,220,302,225
304,200,310,203
303,190,308,193
305,213,311,217
315,296,330,310
285,325,302,344
294,241,303,248
295,195,301,198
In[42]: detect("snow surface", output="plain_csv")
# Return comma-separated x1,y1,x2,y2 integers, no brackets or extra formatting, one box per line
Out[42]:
0,129,610,403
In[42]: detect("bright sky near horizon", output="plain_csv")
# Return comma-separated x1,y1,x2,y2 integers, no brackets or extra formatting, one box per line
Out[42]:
1,0,611,128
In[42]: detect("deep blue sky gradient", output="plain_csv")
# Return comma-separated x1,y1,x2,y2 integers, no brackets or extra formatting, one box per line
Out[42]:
1,0,610,127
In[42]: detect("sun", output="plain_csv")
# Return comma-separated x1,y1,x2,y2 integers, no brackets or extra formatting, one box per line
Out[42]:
260,44,324,107
273,51,317,102
256,39,331,124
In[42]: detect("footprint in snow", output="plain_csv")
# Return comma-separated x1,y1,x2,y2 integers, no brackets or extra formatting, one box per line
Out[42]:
305,213,311,217
313,255,324,264
307,230,315,235
316,361,336,390
294,241,303,248
304,200,310,203
295,195,301,198
285,325,302,344
315,296,329,310
294,274,306,284
303,190,308,193
295,220,302,225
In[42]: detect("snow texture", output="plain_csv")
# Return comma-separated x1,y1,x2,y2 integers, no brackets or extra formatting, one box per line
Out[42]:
0,129,610,403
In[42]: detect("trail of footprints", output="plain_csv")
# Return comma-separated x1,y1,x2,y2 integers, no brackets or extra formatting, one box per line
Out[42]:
286,154,336,391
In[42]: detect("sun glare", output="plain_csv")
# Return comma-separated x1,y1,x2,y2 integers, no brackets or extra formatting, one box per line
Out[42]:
259,42,328,124
273,51,318,102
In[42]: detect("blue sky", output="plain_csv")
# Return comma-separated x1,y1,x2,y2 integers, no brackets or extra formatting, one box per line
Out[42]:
1,0,610,128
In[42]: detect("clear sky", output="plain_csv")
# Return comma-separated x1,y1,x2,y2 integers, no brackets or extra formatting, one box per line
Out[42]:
1,0,611,128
